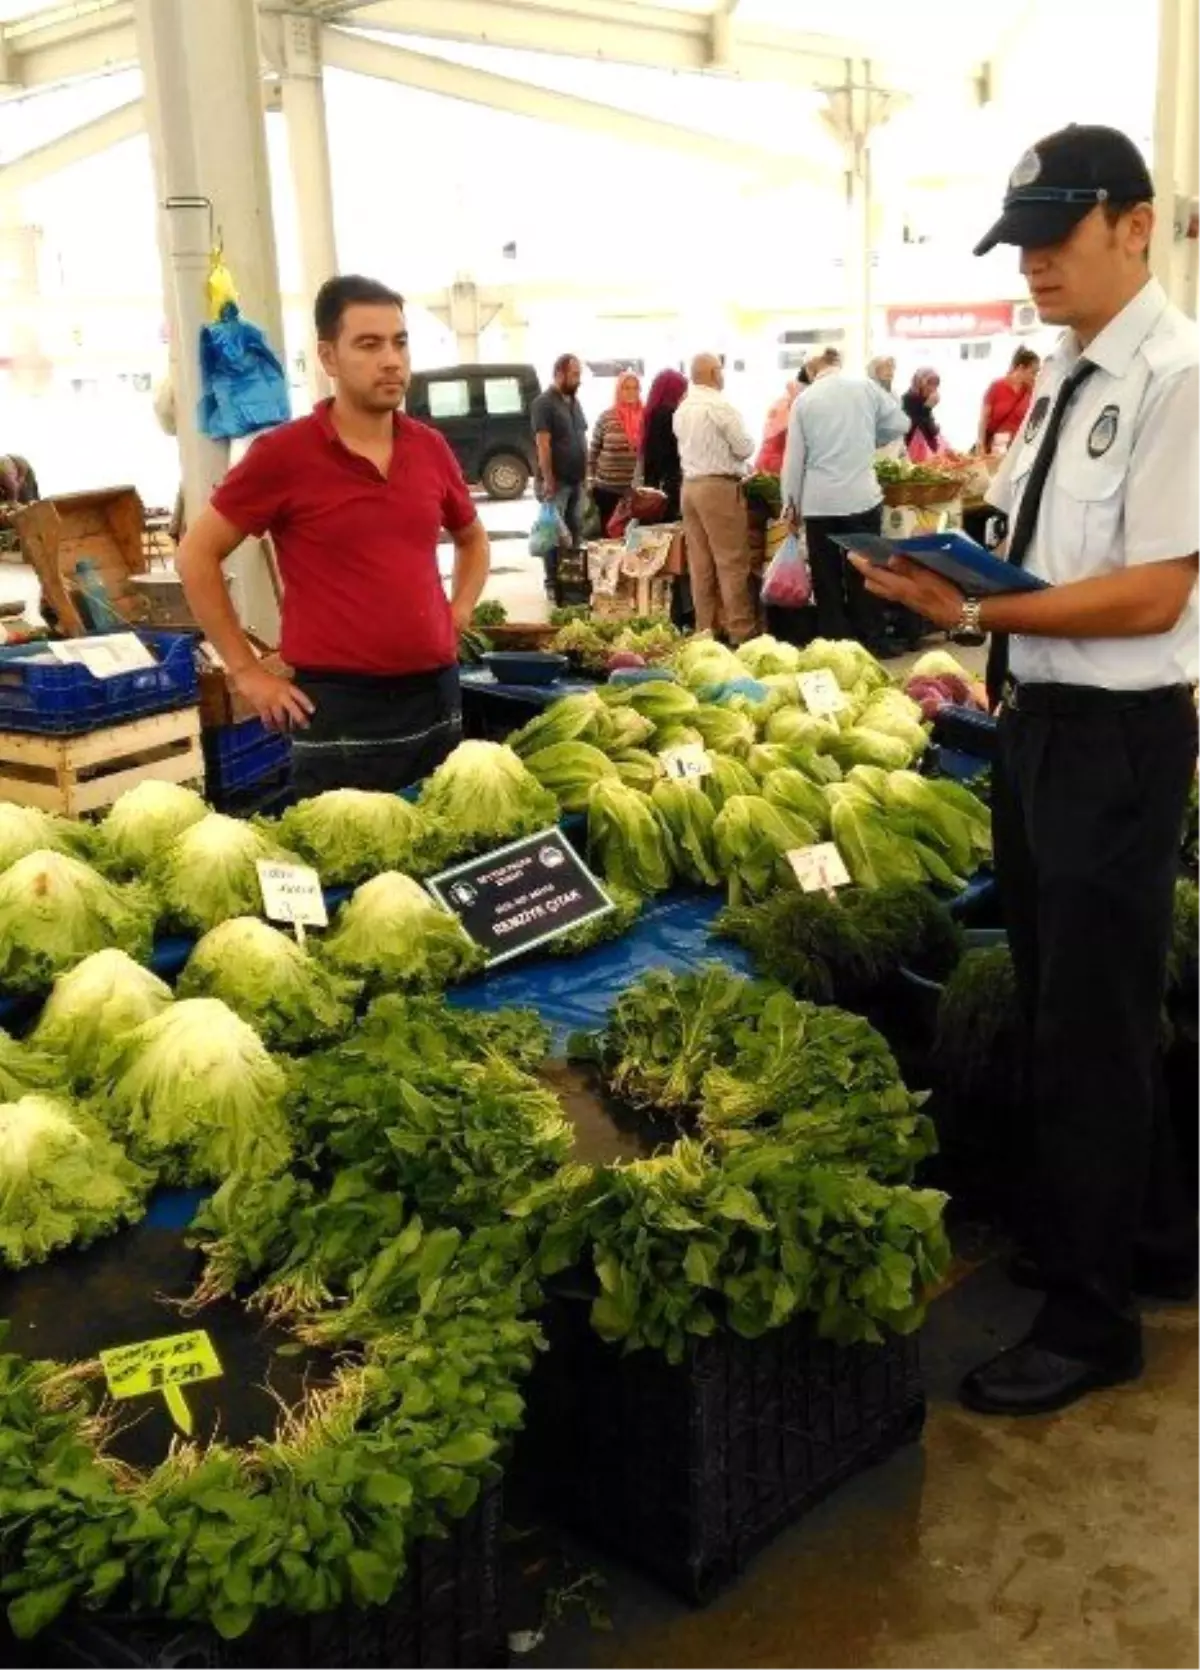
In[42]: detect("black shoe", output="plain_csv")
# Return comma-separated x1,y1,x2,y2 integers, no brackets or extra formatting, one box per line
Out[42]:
960,1338,1143,1416
1008,1250,1197,1303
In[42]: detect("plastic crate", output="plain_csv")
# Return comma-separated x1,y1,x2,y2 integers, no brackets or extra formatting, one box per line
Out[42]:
931,704,998,763
0,632,198,735
202,717,292,790
20,1479,505,1670
207,761,294,818
515,1292,924,1605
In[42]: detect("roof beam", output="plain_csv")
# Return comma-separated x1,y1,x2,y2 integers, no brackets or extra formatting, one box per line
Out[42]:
0,95,143,193
322,25,835,184
329,0,878,83
0,2,136,94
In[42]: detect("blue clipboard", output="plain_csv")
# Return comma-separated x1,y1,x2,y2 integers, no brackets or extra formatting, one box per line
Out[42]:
831,531,1048,597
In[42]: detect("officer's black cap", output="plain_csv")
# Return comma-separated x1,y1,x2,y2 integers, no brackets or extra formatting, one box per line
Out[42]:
974,124,1155,256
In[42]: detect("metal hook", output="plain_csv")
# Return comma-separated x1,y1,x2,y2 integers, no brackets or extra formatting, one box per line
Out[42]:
163,195,216,251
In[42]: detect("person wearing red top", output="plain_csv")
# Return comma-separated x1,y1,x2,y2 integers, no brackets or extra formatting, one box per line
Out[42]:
977,346,1041,454
177,274,490,795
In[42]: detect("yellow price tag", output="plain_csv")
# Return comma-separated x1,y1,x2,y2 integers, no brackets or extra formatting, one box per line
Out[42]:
99,1330,222,1436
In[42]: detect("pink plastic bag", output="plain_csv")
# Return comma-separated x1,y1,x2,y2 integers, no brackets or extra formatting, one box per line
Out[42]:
760,530,812,609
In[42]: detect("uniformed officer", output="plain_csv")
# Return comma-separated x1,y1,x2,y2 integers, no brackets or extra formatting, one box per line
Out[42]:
852,124,1198,1416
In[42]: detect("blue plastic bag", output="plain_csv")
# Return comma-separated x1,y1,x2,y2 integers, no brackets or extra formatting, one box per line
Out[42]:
197,302,291,440
529,501,569,559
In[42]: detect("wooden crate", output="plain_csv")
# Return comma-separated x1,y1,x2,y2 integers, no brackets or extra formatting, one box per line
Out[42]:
0,706,202,817
14,488,149,636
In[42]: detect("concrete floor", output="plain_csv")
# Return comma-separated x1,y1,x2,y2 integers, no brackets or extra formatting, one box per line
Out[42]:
520,1260,1198,1670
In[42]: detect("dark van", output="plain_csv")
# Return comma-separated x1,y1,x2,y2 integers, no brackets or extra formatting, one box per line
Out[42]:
406,363,541,500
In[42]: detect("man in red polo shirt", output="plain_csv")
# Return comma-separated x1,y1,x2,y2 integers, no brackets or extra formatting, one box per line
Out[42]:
176,274,490,795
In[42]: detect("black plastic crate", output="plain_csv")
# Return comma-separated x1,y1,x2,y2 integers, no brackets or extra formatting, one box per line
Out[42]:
516,1293,924,1604
207,761,294,818
931,704,998,763
14,1479,505,1670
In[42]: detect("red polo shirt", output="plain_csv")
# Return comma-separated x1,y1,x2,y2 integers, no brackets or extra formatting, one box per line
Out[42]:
211,399,477,675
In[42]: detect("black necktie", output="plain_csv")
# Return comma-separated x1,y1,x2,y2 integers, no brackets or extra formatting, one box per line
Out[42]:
986,358,1098,705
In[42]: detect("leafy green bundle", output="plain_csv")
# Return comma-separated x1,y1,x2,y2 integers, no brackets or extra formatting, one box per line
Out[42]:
513,1139,948,1361
0,1256,539,1641
97,781,208,876
321,872,483,992
418,741,557,858
0,804,92,873
275,789,437,885
574,964,933,1180
152,813,300,935
718,882,964,1004
30,949,173,1088
0,1094,150,1268
98,997,293,1185
178,917,360,1050
0,851,155,995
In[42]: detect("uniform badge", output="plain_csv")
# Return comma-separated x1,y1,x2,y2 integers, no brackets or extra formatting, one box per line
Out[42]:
1087,404,1120,458
1010,148,1042,189
1025,395,1050,442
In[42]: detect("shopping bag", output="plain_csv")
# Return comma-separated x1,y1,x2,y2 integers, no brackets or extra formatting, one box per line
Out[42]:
580,491,603,541
760,530,812,608
529,500,569,558
606,486,668,539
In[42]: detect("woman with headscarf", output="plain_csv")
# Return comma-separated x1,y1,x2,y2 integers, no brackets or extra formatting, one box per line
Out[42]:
588,369,644,534
637,368,688,520
902,368,943,459
754,380,801,474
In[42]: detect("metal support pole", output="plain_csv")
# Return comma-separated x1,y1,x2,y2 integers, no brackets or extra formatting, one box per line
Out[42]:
280,13,338,401
132,0,285,642
1152,0,1199,317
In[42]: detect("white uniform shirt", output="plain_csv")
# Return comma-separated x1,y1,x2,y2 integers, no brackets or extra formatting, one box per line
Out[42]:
781,372,909,518
988,278,1198,690
673,385,755,480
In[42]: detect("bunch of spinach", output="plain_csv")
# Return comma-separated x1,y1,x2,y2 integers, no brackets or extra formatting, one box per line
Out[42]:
511,1139,948,1362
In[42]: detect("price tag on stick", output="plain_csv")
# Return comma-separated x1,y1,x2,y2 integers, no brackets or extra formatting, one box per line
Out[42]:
100,1329,222,1436
659,743,713,781
256,860,328,947
796,669,846,718
787,842,852,897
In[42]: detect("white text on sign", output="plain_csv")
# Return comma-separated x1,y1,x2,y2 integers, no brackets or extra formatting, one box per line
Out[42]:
788,842,852,893
796,670,846,718
255,860,328,928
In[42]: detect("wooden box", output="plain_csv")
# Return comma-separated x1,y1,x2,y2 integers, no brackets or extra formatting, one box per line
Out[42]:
15,488,150,637
0,706,202,817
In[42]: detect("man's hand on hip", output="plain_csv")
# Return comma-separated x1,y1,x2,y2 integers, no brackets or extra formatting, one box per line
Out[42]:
231,663,315,732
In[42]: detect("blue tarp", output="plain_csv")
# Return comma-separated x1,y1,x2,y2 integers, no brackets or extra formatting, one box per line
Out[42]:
449,888,750,1052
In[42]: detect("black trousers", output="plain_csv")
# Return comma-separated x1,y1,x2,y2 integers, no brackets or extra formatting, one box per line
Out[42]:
993,683,1197,1363
591,484,624,538
804,507,888,650
289,665,461,799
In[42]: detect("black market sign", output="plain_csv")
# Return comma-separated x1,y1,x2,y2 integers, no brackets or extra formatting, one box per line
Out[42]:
426,826,613,968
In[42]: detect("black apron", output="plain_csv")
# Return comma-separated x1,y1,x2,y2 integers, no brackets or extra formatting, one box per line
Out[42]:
289,665,461,798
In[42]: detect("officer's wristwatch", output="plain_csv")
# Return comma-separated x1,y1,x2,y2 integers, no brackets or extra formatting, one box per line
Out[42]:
952,597,986,646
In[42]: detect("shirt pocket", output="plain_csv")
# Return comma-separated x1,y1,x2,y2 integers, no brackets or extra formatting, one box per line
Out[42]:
1053,436,1132,569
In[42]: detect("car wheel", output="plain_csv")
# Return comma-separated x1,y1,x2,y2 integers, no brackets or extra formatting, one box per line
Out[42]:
481,452,530,500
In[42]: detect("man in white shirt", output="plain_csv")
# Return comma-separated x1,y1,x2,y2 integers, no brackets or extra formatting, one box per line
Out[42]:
674,353,757,642
853,125,1198,1416
781,358,908,651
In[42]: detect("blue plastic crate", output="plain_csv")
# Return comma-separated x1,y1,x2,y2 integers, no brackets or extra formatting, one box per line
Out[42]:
0,631,198,734
202,717,291,793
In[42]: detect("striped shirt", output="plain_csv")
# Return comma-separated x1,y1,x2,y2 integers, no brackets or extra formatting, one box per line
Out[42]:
673,385,755,480
588,410,639,491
